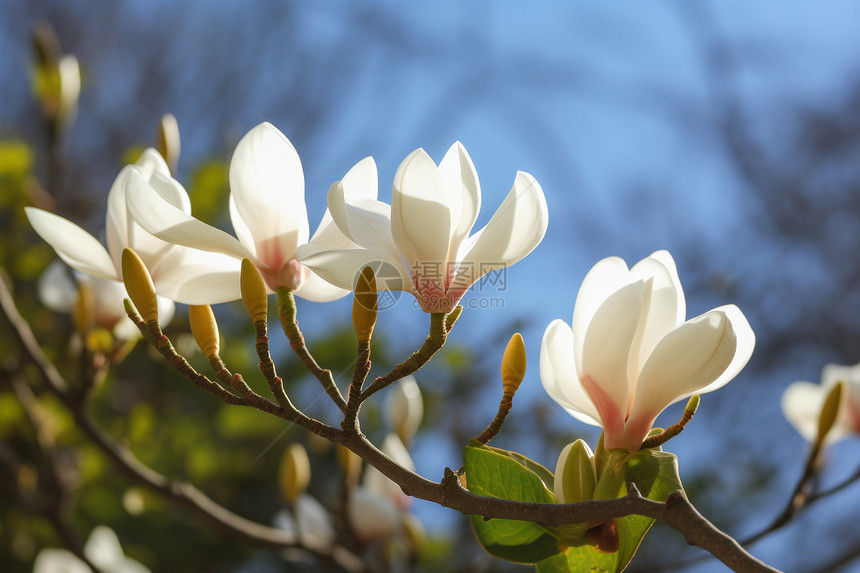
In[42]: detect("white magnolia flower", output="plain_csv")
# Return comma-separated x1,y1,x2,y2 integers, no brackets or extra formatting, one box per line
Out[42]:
37,260,166,339
26,150,240,310
33,525,150,573
349,434,415,542
385,375,423,445
782,363,860,443
273,493,336,547
296,142,548,313
126,122,350,302
541,251,755,451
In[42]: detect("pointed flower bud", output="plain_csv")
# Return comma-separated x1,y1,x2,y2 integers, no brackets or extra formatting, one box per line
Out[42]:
385,375,423,444
240,258,268,323
157,113,181,174
121,248,158,323
73,281,94,337
352,266,377,342
336,445,362,487
554,439,597,504
816,381,843,446
188,305,220,358
501,333,527,396
279,443,310,505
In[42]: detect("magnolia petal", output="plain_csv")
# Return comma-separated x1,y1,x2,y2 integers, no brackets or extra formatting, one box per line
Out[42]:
294,268,351,302
105,167,133,270
391,148,452,274
579,280,645,433
539,319,600,426
630,310,738,429
628,251,685,378
297,245,410,293
37,261,78,313
681,305,755,398
126,169,192,266
453,171,548,292
228,194,257,257
438,142,481,262
25,207,117,280
229,122,309,257
327,180,397,256
781,382,826,442
571,256,633,374
348,487,401,542
133,148,171,180
33,549,91,573
126,172,253,261
273,494,336,546
151,249,243,305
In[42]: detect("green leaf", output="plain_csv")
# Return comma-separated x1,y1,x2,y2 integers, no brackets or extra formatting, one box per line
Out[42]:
464,444,561,563
535,552,571,572
469,440,555,491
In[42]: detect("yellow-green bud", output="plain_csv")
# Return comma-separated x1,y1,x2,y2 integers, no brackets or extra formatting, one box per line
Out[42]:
336,445,362,487
121,248,158,323
279,443,310,504
554,439,597,504
352,266,377,342
240,259,268,323
816,381,843,446
157,113,181,174
188,305,220,357
72,281,94,337
501,333,527,396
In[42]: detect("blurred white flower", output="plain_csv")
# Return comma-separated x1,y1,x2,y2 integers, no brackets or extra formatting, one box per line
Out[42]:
348,434,415,542
33,525,150,573
26,149,240,311
126,122,350,302
782,362,860,443
37,260,166,339
297,142,548,313
385,375,423,445
273,494,336,547
541,251,755,451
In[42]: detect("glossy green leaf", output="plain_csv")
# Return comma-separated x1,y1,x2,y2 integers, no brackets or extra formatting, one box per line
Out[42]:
464,444,561,563
535,552,571,572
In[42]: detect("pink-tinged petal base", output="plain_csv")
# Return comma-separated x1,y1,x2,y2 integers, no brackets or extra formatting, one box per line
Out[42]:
412,281,469,313
258,257,311,293
580,375,627,450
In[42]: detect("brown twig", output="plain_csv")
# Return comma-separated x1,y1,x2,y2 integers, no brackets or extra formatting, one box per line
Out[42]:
276,287,347,412
473,394,513,445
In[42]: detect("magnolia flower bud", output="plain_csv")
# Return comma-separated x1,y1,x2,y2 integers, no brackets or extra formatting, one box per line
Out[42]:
501,333,527,396
385,375,423,444
554,439,597,504
72,281,94,337
352,266,377,342
240,258,268,323
188,305,220,358
337,445,362,487
816,381,843,446
157,113,181,174
121,248,158,323
279,443,310,505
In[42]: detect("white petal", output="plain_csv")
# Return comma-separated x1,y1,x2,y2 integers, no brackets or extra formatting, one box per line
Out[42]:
391,149,452,272
37,261,77,313
33,549,90,573
540,319,600,425
229,123,309,259
684,305,755,397
297,245,410,292
26,207,117,280
453,171,548,292
105,167,133,270
572,257,633,374
385,375,424,443
84,526,125,568
438,142,481,261
348,487,400,542
630,310,738,427
327,183,397,256
126,172,253,262
133,148,170,179
580,280,646,430
149,248,242,305
293,268,351,302
628,252,685,379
